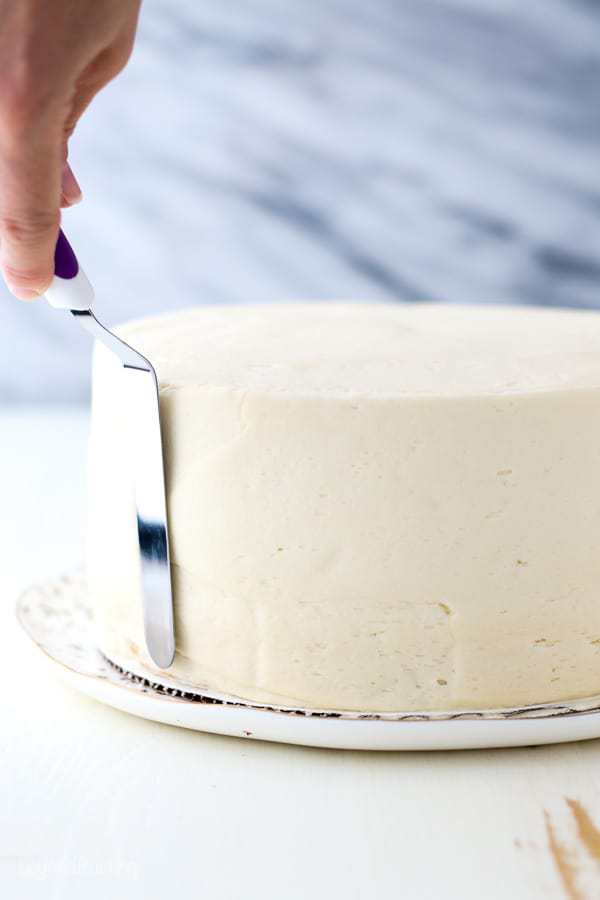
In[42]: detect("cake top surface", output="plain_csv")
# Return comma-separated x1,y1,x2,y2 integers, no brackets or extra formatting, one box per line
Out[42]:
116,302,600,398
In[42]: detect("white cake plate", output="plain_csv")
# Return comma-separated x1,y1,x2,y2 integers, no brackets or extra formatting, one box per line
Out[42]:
16,573,600,751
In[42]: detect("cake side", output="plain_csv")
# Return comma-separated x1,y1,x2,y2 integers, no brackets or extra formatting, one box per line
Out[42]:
87,303,600,712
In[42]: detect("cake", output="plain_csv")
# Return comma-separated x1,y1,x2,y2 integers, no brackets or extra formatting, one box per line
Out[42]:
87,302,600,712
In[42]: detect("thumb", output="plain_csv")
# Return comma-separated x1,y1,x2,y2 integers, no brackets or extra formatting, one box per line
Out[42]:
0,136,62,300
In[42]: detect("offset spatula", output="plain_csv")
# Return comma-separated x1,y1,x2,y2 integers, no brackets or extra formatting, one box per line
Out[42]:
44,229,175,669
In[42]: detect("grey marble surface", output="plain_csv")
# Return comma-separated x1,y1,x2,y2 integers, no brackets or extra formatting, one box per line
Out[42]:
1,0,599,402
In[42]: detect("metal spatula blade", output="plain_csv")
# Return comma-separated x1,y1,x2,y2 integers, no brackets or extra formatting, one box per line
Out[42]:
44,229,175,669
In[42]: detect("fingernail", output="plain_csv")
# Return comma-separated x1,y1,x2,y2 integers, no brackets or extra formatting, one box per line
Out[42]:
61,162,83,206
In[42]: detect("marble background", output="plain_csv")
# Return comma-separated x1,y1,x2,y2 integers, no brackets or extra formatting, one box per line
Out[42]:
1,0,599,401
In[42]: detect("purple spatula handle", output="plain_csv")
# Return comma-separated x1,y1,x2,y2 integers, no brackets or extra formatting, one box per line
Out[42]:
54,229,80,280
44,228,94,311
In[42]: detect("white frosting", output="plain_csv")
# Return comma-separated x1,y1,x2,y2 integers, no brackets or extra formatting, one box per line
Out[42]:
87,303,600,711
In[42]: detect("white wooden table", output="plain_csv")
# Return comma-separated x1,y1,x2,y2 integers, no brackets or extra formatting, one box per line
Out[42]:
2,406,600,900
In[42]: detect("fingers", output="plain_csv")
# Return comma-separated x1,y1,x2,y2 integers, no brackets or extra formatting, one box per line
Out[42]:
0,131,63,300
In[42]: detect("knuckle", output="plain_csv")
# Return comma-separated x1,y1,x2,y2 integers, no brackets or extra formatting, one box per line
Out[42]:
102,43,133,80
0,212,59,245
62,119,76,142
2,262,48,288
111,52,130,78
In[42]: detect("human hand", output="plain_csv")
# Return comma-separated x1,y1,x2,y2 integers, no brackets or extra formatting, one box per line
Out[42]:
0,0,141,299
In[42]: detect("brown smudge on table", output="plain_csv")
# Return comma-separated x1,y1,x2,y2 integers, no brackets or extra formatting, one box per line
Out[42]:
543,800,600,899
545,810,584,900
566,798,600,866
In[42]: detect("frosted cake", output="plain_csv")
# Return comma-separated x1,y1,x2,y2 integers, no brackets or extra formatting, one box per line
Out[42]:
87,303,600,712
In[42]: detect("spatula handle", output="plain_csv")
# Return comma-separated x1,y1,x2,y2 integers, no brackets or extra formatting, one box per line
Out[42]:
44,229,95,311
